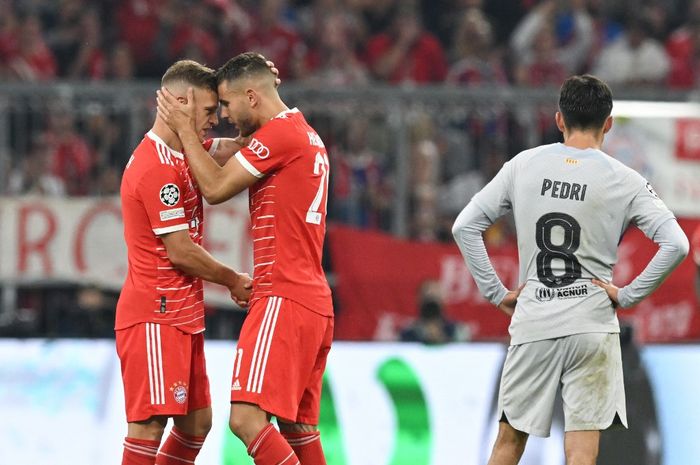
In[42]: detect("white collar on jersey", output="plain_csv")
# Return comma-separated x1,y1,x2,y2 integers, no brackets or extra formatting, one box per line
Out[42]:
146,130,185,160
273,107,300,119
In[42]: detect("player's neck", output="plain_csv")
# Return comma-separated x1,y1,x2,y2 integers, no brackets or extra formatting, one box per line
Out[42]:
260,96,290,124
151,119,184,153
563,131,604,151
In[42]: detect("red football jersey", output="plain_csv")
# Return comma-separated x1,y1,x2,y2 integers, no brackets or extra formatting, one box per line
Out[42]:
235,108,333,315
117,131,218,334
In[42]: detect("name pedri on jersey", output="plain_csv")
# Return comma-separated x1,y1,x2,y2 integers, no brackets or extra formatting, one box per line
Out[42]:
117,131,217,334
234,108,333,315
472,143,675,345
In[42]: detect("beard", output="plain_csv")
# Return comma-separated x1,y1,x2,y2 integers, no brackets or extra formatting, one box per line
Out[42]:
237,115,259,137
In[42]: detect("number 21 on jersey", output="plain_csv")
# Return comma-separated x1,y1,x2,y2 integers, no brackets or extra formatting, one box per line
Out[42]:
306,151,330,225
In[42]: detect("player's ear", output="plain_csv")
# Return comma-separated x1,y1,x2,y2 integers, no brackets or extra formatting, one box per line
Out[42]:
603,115,613,134
246,88,259,108
555,111,566,133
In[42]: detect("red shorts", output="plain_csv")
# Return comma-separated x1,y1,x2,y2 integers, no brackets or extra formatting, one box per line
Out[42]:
230,296,333,424
116,322,211,422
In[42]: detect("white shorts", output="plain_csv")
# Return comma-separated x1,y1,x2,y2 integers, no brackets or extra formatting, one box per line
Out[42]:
497,332,627,438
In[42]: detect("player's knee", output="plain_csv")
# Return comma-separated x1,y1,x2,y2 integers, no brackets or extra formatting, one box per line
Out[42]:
565,444,598,465
129,418,167,441
195,414,213,437
228,411,264,442
228,414,247,438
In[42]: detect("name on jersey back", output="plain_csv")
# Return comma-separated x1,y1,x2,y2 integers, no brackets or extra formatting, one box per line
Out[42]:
541,178,587,202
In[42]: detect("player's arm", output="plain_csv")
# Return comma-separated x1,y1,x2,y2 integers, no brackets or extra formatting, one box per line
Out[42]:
160,229,252,306
452,201,518,316
209,137,248,167
593,218,689,308
157,88,258,204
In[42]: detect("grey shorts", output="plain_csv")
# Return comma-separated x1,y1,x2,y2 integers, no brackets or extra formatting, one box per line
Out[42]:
497,332,627,438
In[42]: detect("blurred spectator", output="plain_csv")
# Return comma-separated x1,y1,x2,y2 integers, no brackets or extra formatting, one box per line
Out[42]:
365,4,448,85
642,0,673,41
446,8,507,86
66,8,106,79
585,0,624,70
331,119,391,229
510,0,593,75
303,10,369,86
105,42,136,80
116,0,162,76
43,106,95,195
593,14,671,86
666,15,700,89
411,137,441,241
514,24,567,86
439,139,505,222
153,0,221,67
93,165,122,196
237,0,306,79
358,0,398,36
6,14,57,81
0,0,19,78
7,136,66,196
60,286,116,338
45,0,85,76
399,280,469,344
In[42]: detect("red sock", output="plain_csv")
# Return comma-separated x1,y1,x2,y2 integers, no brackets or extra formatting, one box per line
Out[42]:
247,424,300,465
155,427,206,464
282,431,327,465
122,437,160,465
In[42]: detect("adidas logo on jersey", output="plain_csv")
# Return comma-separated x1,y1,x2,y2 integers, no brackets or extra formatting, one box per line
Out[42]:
231,379,242,391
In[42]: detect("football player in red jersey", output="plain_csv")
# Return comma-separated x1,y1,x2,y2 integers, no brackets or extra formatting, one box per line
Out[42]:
118,60,254,465
157,52,333,465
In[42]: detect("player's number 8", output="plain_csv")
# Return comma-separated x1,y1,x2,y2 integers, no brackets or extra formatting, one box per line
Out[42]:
535,212,582,288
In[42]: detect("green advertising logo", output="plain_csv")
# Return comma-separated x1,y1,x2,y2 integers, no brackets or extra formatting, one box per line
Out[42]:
221,357,431,465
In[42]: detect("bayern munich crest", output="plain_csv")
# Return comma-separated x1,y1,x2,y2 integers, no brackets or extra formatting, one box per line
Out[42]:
159,183,180,206
170,381,188,404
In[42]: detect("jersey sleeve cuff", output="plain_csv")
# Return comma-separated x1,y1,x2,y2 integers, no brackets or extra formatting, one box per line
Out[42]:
208,138,220,155
235,152,264,178
491,286,509,307
153,223,189,235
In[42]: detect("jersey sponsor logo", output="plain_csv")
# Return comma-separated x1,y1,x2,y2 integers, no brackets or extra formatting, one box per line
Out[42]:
534,283,588,302
645,182,659,199
159,183,180,206
249,138,270,159
170,381,188,404
159,207,185,221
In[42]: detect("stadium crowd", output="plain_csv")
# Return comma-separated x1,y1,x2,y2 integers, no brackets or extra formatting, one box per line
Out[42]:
3,0,700,238
1,0,699,338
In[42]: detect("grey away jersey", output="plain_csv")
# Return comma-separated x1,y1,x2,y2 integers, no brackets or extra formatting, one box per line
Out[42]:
471,143,674,344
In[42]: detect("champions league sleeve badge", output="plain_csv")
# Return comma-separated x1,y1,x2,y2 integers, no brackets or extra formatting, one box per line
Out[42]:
159,183,180,206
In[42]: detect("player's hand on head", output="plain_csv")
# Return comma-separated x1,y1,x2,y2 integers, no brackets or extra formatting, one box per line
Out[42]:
592,278,620,308
497,283,525,317
265,60,281,87
230,272,253,307
156,86,196,136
